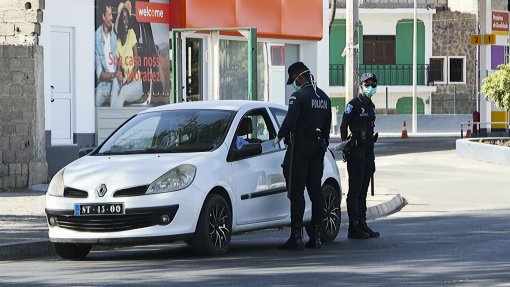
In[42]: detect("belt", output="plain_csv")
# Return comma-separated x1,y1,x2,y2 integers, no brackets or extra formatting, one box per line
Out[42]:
352,132,375,142
296,128,322,139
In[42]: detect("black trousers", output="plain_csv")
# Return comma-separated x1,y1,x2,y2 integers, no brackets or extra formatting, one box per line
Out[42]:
283,138,325,226
346,143,375,222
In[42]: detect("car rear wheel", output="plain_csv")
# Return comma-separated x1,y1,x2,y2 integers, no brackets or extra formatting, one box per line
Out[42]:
192,194,232,255
306,184,341,243
53,243,92,260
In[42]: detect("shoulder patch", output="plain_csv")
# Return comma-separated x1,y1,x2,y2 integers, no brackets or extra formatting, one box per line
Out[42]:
345,104,353,114
290,96,296,100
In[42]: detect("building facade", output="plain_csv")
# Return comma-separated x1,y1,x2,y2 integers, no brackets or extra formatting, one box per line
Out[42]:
329,0,509,127
1,0,331,189
330,0,436,115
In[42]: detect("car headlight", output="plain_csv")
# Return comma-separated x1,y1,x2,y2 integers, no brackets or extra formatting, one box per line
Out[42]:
47,169,64,197
147,164,196,194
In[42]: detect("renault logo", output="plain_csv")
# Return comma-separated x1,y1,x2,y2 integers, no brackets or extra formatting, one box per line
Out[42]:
96,184,107,197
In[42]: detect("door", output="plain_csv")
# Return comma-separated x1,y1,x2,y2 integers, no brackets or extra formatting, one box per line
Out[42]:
50,27,74,145
231,109,288,225
184,37,204,101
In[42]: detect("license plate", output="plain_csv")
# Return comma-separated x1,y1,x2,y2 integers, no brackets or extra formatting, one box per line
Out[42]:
74,203,124,216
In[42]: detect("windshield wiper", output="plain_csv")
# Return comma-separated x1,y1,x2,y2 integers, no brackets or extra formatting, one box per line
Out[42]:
143,147,174,153
98,150,141,155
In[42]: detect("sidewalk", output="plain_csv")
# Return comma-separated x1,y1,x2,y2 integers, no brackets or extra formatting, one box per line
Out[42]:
0,185,53,260
0,177,405,260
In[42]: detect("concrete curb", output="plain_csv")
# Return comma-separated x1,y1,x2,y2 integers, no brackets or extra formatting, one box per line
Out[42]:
341,193,406,224
0,241,55,261
456,138,510,165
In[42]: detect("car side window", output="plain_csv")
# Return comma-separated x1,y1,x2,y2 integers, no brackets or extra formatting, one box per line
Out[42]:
235,109,280,154
269,108,287,129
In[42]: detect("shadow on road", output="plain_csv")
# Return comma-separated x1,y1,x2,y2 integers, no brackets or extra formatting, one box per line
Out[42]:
40,210,510,286
330,136,458,158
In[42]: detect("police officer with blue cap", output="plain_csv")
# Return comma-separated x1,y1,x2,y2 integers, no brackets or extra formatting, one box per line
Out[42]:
274,62,332,250
340,72,380,239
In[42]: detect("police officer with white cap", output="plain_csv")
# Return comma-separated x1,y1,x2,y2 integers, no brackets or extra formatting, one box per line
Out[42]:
274,62,332,250
340,73,380,239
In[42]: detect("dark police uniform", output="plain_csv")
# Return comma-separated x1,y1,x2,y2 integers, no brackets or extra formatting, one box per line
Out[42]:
342,93,376,228
278,83,332,231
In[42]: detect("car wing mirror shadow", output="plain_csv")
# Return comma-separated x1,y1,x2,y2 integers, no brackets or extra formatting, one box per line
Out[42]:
78,147,96,158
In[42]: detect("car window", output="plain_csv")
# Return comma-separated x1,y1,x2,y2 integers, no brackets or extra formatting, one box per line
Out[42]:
269,108,287,128
235,109,280,154
97,110,234,154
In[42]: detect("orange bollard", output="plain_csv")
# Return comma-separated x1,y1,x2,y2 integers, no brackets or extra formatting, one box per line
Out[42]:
401,120,409,138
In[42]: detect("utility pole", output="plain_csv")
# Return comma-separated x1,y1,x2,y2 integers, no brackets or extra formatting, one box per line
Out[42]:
345,0,359,101
479,0,491,135
412,0,418,133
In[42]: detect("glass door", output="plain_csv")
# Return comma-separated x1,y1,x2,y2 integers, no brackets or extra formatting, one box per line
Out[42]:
185,38,203,101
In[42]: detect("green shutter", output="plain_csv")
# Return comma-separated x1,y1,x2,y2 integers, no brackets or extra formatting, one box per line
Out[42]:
396,19,425,65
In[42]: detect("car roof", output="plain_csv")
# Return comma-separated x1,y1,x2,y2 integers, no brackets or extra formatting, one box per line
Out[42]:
140,100,287,114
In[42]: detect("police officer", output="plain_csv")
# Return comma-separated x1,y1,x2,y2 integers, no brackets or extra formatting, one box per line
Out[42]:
340,73,380,239
275,62,332,250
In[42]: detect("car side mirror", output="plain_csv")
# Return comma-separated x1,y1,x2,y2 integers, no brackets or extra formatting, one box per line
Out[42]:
231,143,262,161
78,147,95,158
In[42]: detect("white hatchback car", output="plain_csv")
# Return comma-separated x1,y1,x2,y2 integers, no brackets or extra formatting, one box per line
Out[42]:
45,100,342,259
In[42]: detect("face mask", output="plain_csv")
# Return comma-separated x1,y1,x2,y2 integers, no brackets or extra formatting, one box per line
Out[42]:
290,70,309,92
363,86,377,97
291,81,300,91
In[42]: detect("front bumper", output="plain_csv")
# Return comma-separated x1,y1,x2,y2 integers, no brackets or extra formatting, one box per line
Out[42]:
46,205,179,233
45,184,206,243
45,205,194,244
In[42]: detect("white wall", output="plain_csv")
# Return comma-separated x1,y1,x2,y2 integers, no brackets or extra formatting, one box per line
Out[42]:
299,0,330,93
40,0,95,135
448,0,477,13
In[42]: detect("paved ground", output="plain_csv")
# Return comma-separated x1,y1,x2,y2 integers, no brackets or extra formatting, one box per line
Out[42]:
0,162,404,260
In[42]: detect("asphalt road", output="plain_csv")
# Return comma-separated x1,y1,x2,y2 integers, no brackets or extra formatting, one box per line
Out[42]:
2,136,509,286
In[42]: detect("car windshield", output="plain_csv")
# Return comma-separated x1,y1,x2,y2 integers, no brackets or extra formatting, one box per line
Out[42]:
97,109,234,155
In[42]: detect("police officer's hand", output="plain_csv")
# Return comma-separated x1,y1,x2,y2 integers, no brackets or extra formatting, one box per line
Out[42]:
273,136,281,147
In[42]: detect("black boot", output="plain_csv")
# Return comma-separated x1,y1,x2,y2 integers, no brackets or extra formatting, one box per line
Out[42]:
348,220,369,239
279,225,304,250
305,224,322,249
360,220,380,238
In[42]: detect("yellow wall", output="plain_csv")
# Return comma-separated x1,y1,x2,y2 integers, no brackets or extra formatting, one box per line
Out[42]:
491,111,509,129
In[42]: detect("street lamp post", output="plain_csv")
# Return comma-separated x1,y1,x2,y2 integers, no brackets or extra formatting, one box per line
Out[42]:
412,0,418,133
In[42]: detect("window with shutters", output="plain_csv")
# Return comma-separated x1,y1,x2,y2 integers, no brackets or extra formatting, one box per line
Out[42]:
363,35,396,65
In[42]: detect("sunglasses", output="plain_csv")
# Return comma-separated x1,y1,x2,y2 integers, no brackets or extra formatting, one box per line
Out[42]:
365,82,377,88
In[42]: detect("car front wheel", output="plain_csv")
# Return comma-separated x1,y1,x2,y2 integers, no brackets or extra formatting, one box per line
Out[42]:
306,184,341,243
53,243,92,260
192,194,232,255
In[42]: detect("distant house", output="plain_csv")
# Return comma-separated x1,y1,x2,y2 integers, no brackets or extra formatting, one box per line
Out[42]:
330,0,508,118
330,0,436,115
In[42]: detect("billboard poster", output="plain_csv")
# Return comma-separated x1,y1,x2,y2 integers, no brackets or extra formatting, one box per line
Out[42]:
94,0,171,108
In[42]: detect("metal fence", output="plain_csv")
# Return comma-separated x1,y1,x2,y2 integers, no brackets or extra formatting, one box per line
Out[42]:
329,64,345,86
460,122,510,138
330,89,478,115
330,64,432,86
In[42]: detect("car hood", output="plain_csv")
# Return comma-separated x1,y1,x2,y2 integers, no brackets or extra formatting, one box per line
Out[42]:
62,153,201,192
